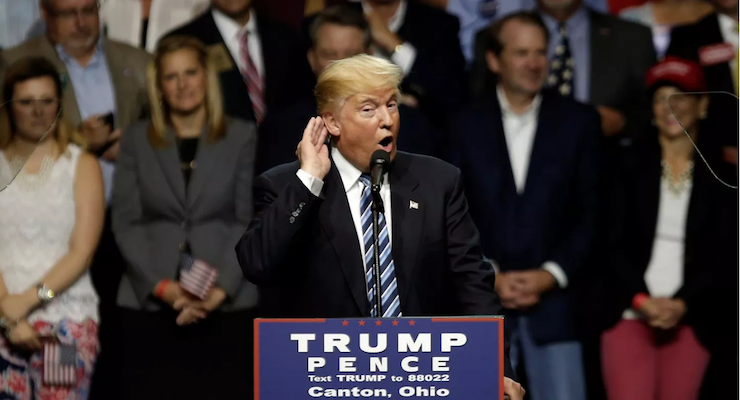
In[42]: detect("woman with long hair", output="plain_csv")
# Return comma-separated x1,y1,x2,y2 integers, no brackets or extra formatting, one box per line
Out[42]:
110,35,258,399
0,56,104,399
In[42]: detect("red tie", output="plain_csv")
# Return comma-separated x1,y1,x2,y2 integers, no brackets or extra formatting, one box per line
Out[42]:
239,31,266,124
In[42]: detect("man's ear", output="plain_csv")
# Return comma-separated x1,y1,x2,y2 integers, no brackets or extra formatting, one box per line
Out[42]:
485,50,501,75
307,48,319,76
322,111,340,139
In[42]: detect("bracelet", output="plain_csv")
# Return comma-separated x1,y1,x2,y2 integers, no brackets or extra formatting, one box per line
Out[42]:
632,293,649,310
155,279,171,299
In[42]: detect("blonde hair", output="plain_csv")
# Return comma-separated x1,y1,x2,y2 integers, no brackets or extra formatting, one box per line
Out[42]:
315,54,403,114
0,56,85,154
147,35,225,148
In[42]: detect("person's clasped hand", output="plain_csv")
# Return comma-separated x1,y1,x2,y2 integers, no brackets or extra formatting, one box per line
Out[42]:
174,288,227,326
639,297,686,330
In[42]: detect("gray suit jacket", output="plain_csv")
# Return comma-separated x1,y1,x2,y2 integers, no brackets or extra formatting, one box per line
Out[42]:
112,118,259,312
1,36,151,130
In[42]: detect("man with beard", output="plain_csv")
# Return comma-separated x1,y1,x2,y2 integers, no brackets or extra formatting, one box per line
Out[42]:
0,0,151,396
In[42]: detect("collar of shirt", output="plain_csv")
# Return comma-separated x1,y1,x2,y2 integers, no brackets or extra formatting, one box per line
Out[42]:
212,7,258,44
332,146,390,193
55,36,105,68
496,85,542,119
541,4,589,39
718,13,739,48
361,0,407,33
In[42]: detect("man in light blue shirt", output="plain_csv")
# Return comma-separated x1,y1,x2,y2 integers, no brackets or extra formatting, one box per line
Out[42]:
2,0,151,203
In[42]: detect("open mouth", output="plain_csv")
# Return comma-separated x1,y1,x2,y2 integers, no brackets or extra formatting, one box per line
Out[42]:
378,136,393,152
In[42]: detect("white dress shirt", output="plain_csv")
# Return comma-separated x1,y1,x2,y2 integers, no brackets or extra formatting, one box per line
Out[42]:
623,177,690,319
492,86,568,289
360,0,417,76
297,147,393,267
212,8,264,78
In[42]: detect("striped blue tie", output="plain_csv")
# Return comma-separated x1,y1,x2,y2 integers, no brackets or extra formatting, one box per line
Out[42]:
359,174,401,318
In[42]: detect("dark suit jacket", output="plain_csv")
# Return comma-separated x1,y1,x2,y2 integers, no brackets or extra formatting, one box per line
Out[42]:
305,1,466,117
112,118,259,312
666,13,738,153
165,9,314,123
450,90,602,344
585,135,737,347
236,151,514,377
255,96,445,174
469,9,655,139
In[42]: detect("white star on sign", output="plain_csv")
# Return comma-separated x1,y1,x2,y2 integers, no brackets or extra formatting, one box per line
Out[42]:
551,60,562,69
548,75,558,85
556,45,565,55
563,69,573,80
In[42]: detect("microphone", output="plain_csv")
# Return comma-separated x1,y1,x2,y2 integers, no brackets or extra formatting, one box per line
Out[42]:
369,150,391,192
368,150,390,318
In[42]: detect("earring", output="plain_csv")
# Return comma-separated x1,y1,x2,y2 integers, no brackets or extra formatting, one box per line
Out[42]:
700,110,708,119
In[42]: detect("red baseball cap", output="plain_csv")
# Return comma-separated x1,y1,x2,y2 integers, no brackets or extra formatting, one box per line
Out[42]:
645,56,707,93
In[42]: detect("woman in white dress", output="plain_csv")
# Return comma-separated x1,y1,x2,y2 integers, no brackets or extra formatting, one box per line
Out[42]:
0,56,104,399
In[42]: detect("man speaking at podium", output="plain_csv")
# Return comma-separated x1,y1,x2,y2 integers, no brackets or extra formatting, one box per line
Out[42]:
236,54,524,399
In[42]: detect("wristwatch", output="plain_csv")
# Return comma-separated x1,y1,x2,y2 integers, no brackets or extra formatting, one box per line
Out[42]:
37,284,55,303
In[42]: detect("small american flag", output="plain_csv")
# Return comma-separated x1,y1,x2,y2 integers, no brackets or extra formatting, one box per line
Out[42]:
43,343,76,387
179,252,218,300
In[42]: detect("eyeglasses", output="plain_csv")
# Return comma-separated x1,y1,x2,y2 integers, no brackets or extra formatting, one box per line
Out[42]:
47,1,100,21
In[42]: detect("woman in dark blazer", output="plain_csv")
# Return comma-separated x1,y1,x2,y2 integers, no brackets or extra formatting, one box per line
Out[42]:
110,35,258,399
595,57,736,400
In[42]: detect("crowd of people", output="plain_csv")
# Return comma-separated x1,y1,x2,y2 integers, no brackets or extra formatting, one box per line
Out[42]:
0,0,737,399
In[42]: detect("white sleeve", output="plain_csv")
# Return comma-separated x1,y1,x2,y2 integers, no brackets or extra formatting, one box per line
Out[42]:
296,169,324,197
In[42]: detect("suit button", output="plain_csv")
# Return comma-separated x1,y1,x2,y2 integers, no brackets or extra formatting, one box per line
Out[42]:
179,243,186,251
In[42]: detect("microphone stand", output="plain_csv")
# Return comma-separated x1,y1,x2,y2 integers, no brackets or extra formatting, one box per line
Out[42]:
370,183,384,318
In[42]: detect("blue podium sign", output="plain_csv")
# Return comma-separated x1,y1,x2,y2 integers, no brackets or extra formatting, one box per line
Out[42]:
255,317,504,399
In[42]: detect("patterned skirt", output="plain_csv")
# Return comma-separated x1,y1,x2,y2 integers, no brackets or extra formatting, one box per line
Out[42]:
0,319,98,400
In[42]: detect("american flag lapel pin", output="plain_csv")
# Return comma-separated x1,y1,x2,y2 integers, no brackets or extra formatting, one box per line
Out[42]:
409,200,419,210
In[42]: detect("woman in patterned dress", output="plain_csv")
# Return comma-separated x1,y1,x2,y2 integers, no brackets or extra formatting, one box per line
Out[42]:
0,56,104,399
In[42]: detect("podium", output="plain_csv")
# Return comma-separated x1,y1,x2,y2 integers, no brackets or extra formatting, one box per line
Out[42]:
254,317,505,399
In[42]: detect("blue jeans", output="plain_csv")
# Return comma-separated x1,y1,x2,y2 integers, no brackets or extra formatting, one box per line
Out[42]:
510,316,586,400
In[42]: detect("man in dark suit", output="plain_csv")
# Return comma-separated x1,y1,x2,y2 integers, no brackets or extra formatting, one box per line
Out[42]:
236,53,525,400
469,0,655,140
666,0,738,174
256,5,442,174
450,12,601,400
306,0,466,122
164,0,313,124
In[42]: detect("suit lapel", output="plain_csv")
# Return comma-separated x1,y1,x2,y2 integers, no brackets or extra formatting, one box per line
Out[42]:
638,144,662,244
187,128,219,208
488,97,518,197
103,39,137,129
319,164,369,315
389,153,422,304
520,93,558,200
588,11,611,104
154,129,187,207
38,39,82,126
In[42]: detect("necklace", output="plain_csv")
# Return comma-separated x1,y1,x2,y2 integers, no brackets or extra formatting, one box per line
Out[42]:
660,160,694,195
8,154,55,192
